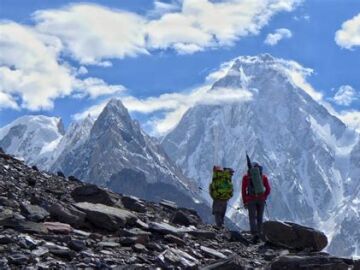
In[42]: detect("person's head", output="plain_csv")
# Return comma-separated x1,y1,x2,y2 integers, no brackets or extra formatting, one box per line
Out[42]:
213,165,223,172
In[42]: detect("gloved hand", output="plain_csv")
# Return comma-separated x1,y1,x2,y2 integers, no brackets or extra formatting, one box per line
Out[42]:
243,203,248,209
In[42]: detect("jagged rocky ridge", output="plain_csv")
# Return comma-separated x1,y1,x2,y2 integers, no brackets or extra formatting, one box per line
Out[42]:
0,99,212,223
1,149,359,269
161,54,360,257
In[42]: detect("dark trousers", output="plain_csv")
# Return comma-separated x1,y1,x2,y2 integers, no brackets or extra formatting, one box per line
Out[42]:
212,199,227,227
248,200,265,236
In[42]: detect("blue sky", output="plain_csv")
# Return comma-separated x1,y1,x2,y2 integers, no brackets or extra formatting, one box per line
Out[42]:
0,0,359,135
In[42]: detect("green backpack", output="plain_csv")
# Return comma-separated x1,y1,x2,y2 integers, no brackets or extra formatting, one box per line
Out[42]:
248,166,265,195
209,170,234,200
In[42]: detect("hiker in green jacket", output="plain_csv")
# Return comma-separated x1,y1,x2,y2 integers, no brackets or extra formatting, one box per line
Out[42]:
209,166,234,228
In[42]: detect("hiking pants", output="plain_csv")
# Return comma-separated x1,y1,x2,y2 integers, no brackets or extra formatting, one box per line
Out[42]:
212,199,227,227
248,200,265,235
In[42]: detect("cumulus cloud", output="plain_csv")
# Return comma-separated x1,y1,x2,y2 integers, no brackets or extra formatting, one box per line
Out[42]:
147,0,301,53
335,13,360,49
0,22,73,110
332,85,358,106
0,21,124,111
33,4,148,65
73,78,126,99
264,28,292,45
30,1,302,61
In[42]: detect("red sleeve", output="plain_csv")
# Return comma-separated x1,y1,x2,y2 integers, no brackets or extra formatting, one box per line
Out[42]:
241,175,248,204
263,175,271,199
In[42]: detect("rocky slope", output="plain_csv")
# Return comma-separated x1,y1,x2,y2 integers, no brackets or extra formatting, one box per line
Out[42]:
0,149,358,269
161,54,360,257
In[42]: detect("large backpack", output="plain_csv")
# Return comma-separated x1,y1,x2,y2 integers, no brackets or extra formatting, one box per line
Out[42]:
209,169,234,200
248,166,265,195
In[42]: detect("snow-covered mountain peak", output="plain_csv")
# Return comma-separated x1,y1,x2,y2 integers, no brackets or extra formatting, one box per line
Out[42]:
0,115,64,165
162,54,360,257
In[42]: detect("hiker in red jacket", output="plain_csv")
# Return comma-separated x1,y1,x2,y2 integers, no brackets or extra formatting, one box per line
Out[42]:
241,162,271,241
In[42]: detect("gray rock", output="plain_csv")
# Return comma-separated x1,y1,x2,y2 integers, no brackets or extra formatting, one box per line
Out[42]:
158,248,199,269
74,202,137,231
8,252,30,265
133,243,147,252
200,255,246,270
148,221,187,236
68,239,86,251
164,234,186,246
0,235,13,244
49,203,86,227
1,217,48,234
171,210,197,227
99,241,120,248
71,184,117,206
32,246,49,257
200,246,227,259
263,221,328,251
45,242,75,260
121,195,146,213
188,230,216,239
20,203,49,222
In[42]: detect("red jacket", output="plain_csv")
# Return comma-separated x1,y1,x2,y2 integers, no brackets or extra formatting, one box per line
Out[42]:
241,174,271,204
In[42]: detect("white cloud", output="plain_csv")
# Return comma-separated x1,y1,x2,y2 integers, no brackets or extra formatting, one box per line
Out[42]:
0,21,125,111
335,13,360,49
264,28,292,45
30,0,302,62
147,0,301,53
0,91,18,110
73,77,125,99
33,4,148,65
74,85,252,135
0,22,73,110
337,110,360,133
332,85,358,106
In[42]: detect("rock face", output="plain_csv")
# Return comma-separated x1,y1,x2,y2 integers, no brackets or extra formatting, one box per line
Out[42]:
161,54,360,257
263,221,328,251
51,99,212,222
0,145,358,269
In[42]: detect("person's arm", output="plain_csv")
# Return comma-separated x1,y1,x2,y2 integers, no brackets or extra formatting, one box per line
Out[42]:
241,175,248,204
263,175,271,199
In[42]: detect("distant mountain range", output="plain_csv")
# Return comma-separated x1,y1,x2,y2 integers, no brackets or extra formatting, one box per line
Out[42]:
1,54,359,257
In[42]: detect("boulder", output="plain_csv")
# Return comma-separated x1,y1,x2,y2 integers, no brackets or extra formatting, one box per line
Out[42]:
0,216,48,234
74,202,137,231
49,203,86,227
71,185,117,206
20,203,49,222
271,255,352,270
171,210,197,227
43,222,72,234
263,221,328,251
121,195,146,213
